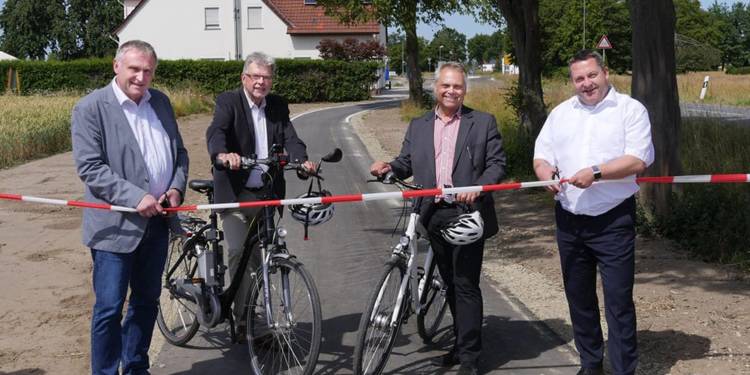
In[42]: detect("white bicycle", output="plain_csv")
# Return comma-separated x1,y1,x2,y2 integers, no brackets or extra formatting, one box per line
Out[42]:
352,172,450,375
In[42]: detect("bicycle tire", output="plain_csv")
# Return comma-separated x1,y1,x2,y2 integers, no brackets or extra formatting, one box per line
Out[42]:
156,234,201,346
352,260,408,375
246,257,322,375
416,258,449,343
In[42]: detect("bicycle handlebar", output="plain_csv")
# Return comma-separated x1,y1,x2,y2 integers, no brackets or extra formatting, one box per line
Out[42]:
214,154,321,179
368,171,422,190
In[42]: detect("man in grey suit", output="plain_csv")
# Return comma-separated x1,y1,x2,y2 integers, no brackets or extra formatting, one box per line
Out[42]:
370,62,506,375
71,40,188,375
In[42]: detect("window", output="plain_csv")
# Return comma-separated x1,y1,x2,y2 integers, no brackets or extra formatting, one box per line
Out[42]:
247,7,262,29
205,7,219,30
304,0,316,4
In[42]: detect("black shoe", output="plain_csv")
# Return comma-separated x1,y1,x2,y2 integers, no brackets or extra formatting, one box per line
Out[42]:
430,350,459,367
576,365,604,375
457,361,479,375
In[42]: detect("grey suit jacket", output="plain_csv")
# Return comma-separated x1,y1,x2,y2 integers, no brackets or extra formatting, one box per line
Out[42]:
71,85,189,253
389,106,506,238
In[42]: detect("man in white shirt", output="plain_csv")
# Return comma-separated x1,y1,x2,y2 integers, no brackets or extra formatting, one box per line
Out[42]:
72,40,189,375
533,50,654,375
206,52,315,340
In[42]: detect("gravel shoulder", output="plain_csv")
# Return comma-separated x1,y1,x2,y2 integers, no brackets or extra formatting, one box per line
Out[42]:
351,106,750,375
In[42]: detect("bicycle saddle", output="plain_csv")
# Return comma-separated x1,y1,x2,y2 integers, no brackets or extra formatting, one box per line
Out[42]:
188,180,214,195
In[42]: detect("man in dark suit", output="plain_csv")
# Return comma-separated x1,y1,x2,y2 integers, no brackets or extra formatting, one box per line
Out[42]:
206,52,315,337
72,40,189,375
370,62,506,375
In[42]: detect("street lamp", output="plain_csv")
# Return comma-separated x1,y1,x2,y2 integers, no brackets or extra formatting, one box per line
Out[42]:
428,57,432,72
582,0,587,49
449,50,454,62
439,45,444,63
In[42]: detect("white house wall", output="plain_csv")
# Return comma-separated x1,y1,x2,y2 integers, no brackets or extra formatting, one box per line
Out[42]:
117,0,383,61
118,0,237,60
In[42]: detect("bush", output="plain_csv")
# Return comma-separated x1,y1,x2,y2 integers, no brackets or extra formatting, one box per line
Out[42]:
652,118,750,269
0,58,380,102
726,66,750,75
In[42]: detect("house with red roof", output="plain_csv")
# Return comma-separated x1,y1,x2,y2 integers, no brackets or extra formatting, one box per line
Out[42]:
113,0,385,60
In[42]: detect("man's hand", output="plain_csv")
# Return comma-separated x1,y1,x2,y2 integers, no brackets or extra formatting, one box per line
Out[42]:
217,152,241,170
158,189,182,216
568,167,596,189
533,159,561,194
302,160,318,174
370,161,391,177
456,191,480,204
136,194,162,218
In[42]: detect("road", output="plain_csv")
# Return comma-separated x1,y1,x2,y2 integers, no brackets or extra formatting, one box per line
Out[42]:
151,97,580,374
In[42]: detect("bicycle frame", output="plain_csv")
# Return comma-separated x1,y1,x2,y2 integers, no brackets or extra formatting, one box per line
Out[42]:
377,201,436,329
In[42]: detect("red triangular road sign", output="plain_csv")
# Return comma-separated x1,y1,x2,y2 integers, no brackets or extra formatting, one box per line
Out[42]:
597,35,613,49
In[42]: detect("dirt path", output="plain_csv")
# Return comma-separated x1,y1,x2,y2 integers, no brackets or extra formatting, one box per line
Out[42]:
0,103,330,375
352,107,750,375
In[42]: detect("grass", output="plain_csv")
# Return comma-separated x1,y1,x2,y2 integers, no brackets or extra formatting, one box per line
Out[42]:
0,95,78,169
0,87,213,169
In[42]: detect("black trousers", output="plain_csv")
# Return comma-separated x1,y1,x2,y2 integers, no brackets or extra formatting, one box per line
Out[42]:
555,196,638,375
425,205,485,364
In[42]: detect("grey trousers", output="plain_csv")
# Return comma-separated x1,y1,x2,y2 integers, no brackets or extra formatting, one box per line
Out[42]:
219,188,266,326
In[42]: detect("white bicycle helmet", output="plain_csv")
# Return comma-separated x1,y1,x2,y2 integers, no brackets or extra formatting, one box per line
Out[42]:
288,190,334,226
440,210,484,245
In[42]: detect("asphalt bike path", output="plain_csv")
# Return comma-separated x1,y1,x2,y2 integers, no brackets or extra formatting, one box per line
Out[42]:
152,98,580,374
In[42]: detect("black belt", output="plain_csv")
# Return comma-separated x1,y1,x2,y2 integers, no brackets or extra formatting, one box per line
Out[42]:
244,185,269,192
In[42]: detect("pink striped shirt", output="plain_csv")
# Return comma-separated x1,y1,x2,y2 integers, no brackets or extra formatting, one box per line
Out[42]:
434,107,462,191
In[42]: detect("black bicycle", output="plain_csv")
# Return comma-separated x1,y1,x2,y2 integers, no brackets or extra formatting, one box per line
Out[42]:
156,147,342,375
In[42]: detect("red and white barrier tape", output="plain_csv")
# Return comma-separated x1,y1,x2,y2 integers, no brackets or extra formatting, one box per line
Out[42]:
1,173,748,213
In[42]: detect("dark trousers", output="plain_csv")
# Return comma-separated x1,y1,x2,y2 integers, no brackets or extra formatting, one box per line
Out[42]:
555,196,638,375
90,217,169,375
425,205,485,364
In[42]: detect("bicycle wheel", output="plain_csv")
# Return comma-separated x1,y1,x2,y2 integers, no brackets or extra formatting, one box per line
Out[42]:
246,257,322,375
156,233,200,346
416,258,449,343
352,260,407,375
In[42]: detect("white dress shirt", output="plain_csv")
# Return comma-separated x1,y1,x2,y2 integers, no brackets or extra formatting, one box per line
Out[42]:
534,86,655,216
111,80,173,199
244,91,268,188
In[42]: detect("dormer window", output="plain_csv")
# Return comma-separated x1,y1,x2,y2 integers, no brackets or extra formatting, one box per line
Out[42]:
304,0,316,4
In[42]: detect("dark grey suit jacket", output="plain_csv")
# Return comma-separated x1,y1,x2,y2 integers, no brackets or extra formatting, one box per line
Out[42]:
71,85,189,253
206,89,308,204
389,106,506,238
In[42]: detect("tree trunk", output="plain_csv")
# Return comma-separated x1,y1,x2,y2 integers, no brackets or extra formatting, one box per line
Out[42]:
402,0,423,105
496,0,547,137
630,1,682,218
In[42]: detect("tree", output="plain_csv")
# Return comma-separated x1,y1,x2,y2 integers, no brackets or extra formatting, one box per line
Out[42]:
467,30,504,64
0,0,121,60
485,0,547,137
0,0,64,59
630,0,682,218
317,38,385,61
537,0,631,74
428,27,467,63
317,0,465,105
55,0,121,59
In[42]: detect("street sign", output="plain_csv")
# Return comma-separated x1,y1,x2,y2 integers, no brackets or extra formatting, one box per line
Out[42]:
597,35,613,49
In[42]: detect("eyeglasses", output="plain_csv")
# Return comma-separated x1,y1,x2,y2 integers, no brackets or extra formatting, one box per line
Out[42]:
245,73,273,82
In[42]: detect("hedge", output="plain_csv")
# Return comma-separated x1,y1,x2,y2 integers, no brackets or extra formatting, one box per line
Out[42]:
0,58,380,102
726,66,750,75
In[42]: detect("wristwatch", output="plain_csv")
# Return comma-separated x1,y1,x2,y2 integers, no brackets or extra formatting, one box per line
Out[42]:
591,165,602,181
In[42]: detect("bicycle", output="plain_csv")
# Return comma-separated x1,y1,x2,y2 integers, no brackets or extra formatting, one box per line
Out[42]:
352,172,450,375
156,146,342,375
